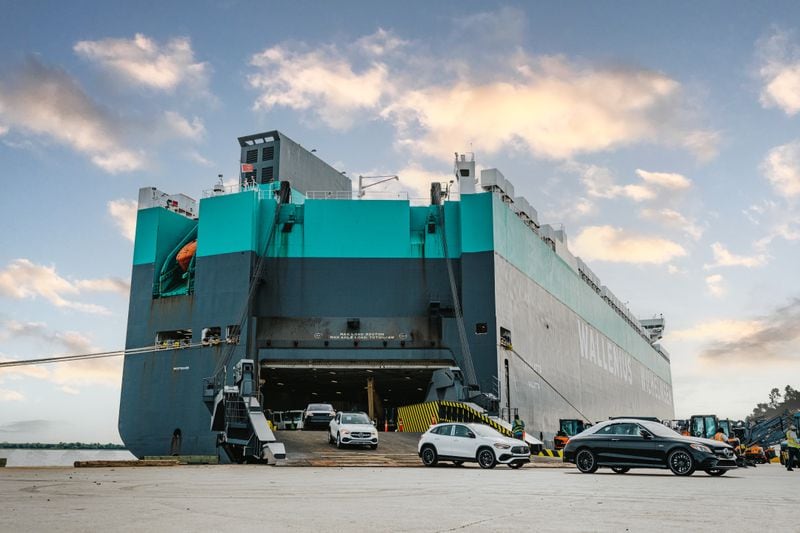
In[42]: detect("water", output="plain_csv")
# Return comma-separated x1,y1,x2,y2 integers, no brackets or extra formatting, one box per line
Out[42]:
0,449,136,467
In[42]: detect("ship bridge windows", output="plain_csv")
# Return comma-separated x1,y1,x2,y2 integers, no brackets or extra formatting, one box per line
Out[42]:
226,325,241,345
156,329,192,350
201,327,222,346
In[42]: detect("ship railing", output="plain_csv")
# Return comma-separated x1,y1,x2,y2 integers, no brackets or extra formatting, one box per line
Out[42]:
306,190,409,200
202,182,260,198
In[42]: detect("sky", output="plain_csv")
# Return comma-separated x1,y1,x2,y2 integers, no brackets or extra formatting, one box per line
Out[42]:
1,1,799,443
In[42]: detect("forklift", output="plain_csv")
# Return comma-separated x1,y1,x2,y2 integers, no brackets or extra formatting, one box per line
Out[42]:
554,419,589,450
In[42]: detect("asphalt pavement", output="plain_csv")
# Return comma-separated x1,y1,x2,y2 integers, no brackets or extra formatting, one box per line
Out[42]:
1,463,796,532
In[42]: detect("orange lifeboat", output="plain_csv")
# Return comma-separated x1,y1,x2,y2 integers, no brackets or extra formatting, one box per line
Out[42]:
176,240,197,272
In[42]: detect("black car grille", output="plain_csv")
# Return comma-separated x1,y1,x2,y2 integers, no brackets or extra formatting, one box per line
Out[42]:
511,446,529,455
715,448,735,459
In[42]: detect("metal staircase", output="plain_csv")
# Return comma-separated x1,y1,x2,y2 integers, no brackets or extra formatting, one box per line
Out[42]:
208,359,286,464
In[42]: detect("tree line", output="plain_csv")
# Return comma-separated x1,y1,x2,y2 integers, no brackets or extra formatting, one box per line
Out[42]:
0,442,126,449
747,385,800,422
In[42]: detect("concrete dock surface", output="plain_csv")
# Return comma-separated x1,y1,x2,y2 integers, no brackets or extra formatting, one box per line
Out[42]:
1,463,796,532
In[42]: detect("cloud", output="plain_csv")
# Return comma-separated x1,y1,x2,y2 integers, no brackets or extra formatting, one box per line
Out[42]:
640,208,703,240
384,59,690,161
0,320,93,354
249,21,715,161
0,259,128,314
761,140,800,198
746,199,800,250
682,130,721,162
757,29,800,115
703,242,768,270
669,319,764,342
75,278,130,295
107,199,138,242
0,353,122,390
74,33,209,93
571,225,687,264
705,274,726,298
0,322,123,391
635,169,691,190
572,163,692,204
0,388,24,401
355,28,408,57
187,149,214,167
162,111,205,140
0,58,144,173
248,30,394,129
698,298,800,363
0,419,55,433
666,264,686,275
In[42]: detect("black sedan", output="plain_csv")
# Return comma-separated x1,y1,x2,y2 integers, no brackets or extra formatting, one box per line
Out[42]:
563,418,737,476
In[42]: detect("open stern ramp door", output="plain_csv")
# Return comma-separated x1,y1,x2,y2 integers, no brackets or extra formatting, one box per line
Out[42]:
260,359,453,418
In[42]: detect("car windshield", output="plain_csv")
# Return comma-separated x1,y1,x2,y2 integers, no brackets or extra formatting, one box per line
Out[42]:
639,420,682,438
341,413,370,424
470,424,504,438
307,404,332,411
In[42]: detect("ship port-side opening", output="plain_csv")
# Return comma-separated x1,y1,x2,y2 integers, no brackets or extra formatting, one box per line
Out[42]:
259,361,452,425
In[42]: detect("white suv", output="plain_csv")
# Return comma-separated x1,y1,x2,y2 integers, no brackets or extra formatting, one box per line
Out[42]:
328,411,379,449
418,422,530,469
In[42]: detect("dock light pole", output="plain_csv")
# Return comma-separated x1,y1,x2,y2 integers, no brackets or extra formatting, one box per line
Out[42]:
358,174,399,198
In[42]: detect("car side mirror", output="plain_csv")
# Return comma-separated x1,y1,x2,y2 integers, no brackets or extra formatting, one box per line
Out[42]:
641,430,653,440
372,420,376,426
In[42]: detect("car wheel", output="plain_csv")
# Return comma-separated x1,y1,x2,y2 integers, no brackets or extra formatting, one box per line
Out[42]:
705,468,726,476
611,467,630,474
668,449,695,476
336,433,343,449
575,449,598,474
477,448,496,469
328,431,334,445
421,445,438,467
453,460,464,466
508,461,524,469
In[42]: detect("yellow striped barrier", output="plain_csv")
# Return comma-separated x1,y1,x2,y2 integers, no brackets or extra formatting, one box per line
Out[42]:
536,449,564,458
397,400,514,437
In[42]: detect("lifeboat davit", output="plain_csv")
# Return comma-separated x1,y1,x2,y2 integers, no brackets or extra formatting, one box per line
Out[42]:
176,240,197,272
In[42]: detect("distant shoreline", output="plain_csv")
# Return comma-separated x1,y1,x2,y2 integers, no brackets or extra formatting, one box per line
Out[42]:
0,443,127,450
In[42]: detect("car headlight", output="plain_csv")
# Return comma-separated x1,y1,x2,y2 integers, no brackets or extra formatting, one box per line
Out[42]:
690,443,712,453
493,442,511,449
341,430,350,435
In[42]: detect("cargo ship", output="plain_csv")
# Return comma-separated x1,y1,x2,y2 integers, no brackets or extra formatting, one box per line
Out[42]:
119,130,674,458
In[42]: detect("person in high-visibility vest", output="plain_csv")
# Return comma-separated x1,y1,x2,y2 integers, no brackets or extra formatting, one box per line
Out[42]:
786,424,799,471
713,428,726,442
512,414,525,440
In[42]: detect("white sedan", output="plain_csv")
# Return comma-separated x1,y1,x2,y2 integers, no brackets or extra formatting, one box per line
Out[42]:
328,411,379,449
418,422,530,469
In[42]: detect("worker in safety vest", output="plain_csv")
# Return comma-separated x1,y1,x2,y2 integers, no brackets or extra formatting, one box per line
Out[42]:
713,428,726,442
512,414,525,440
786,424,799,471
